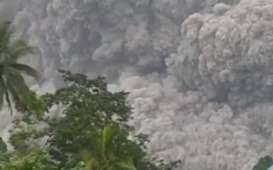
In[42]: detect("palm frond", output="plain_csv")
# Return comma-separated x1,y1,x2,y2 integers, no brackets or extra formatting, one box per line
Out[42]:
0,137,7,153
6,68,30,94
6,74,23,106
5,68,36,113
0,81,5,109
102,126,119,155
0,76,13,115
9,40,33,61
10,63,39,80
102,126,112,152
0,22,13,50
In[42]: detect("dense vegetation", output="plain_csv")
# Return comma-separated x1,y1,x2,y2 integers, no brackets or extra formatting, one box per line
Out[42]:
0,70,180,170
0,68,179,170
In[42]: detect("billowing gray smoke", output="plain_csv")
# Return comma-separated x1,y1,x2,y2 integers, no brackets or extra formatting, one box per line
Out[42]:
168,0,273,110
1,0,273,169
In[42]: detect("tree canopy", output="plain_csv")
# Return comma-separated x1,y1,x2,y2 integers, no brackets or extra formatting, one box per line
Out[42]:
2,70,178,170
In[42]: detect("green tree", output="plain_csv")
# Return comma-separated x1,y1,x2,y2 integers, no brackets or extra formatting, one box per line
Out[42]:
0,22,39,114
8,70,178,170
253,156,273,170
44,70,176,170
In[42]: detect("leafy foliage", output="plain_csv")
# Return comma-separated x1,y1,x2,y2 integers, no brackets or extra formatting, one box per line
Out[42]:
0,138,7,153
6,70,178,170
0,150,58,170
0,137,8,163
253,156,273,170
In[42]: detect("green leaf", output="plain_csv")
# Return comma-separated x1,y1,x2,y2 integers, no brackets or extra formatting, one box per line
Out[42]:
102,126,111,150
10,64,39,80
0,137,7,153
0,76,13,115
0,80,5,109
9,40,33,61
253,156,273,170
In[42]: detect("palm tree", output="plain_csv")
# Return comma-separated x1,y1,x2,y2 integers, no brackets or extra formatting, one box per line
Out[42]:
0,22,39,114
82,125,137,170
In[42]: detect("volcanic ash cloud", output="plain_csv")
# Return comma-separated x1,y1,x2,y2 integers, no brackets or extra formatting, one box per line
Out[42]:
126,0,273,169
168,0,273,109
6,0,273,169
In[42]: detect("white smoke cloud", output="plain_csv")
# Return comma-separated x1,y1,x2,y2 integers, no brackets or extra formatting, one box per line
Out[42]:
1,0,273,169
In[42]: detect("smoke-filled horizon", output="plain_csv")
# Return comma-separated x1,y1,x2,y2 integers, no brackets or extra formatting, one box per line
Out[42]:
1,0,273,169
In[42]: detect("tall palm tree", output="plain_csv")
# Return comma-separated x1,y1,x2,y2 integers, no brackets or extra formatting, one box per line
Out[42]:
0,22,39,114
